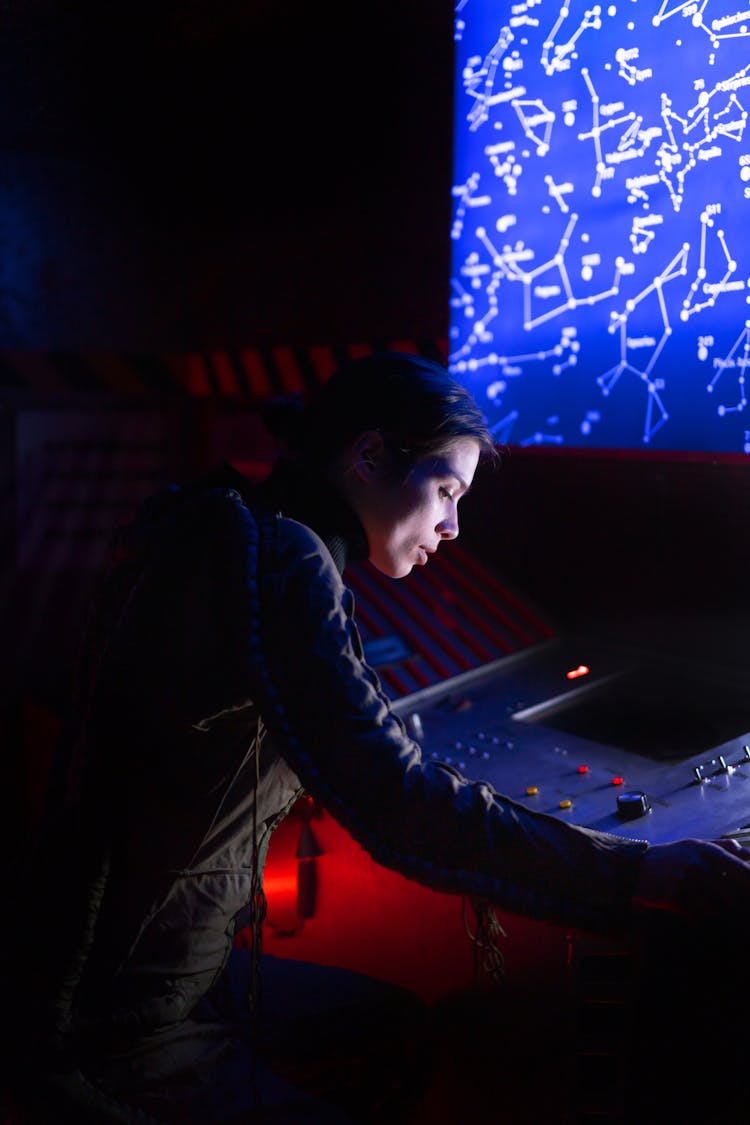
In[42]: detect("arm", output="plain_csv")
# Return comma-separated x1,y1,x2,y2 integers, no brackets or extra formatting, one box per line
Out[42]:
254,516,650,933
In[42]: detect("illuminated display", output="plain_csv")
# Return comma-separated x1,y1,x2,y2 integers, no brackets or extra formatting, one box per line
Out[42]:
449,0,750,454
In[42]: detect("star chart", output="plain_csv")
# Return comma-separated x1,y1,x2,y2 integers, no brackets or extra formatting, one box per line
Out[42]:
450,0,750,453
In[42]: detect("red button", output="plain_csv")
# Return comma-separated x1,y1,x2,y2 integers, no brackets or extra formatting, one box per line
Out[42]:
577,765,589,775
611,776,624,786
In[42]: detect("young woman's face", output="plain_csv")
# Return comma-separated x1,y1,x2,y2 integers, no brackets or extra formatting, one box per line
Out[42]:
358,437,481,579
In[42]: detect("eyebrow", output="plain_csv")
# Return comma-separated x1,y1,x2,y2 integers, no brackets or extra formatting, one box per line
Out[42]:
448,472,471,496
431,456,472,495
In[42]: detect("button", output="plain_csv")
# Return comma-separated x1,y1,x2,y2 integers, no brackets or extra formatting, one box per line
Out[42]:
611,776,624,786
559,799,572,809
577,765,589,775
526,786,539,796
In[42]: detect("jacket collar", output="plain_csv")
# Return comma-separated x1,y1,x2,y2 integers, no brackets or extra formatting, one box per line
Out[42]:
205,459,369,575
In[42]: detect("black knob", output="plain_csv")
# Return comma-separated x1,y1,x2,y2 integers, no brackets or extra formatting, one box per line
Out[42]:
616,791,651,820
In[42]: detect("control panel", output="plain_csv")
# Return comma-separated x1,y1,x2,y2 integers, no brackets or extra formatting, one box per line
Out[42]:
392,637,750,845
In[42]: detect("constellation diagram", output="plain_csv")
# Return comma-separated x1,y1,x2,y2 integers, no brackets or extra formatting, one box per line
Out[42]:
707,320,750,418
449,0,750,453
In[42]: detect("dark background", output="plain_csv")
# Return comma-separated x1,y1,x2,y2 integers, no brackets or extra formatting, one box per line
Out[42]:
0,0,454,350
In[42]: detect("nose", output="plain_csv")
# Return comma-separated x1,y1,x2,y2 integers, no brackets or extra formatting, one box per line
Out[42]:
437,512,459,540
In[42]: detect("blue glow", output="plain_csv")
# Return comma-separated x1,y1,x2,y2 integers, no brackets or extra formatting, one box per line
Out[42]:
450,1,750,454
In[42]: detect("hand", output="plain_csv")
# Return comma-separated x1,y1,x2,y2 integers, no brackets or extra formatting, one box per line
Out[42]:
632,836,750,919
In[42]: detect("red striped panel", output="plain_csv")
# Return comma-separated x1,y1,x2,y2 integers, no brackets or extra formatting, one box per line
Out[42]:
384,339,421,355
343,543,556,697
380,666,418,697
271,346,306,395
443,547,555,641
0,340,452,397
346,594,391,646
399,565,503,663
351,597,433,694
209,351,242,396
168,353,212,396
306,346,339,384
432,552,537,649
340,579,431,695
346,567,456,682
418,565,515,657
346,342,375,358
238,349,274,398
395,660,433,692
373,575,482,675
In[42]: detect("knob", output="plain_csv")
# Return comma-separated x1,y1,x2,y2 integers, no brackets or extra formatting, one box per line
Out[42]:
616,791,651,820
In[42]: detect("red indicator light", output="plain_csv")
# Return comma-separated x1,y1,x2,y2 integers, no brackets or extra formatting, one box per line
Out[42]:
577,765,589,775
566,665,590,680
611,776,624,786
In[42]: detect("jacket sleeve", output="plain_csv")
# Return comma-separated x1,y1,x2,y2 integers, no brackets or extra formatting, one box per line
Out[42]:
250,512,649,934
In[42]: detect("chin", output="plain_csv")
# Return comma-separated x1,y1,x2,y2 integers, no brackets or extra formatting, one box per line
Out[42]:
371,556,411,580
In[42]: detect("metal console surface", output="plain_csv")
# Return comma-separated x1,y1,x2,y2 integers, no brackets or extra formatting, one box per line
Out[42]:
391,636,750,845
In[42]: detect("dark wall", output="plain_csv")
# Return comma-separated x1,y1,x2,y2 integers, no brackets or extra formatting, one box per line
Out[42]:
461,447,750,671
0,1,454,350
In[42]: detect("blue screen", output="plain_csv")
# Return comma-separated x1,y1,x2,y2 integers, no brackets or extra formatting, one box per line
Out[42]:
449,0,750,454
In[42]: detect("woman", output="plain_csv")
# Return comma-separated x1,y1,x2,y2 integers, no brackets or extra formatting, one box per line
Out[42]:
8,351,750,1123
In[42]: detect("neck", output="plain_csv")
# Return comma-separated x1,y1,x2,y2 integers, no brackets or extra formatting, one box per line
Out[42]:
258,457,369,573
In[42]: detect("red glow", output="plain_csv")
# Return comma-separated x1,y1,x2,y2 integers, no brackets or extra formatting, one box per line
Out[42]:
263,874,298,895
250,807,572,1005
566,664,590,680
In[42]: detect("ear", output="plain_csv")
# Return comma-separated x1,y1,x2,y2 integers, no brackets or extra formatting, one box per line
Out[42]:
348,430,387,483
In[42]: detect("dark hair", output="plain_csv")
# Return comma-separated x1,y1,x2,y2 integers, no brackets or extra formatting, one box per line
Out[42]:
263,351,498,476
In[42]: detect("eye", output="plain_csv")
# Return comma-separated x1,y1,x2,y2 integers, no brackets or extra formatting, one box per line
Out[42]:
439,485,454,501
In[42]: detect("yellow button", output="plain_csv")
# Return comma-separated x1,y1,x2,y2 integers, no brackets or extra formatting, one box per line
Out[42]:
559,799,572,809
526,786,539,796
